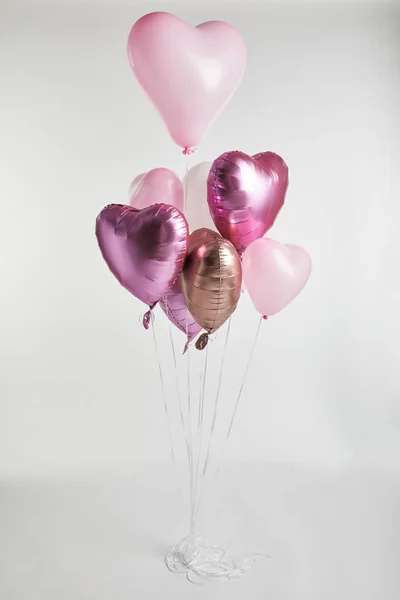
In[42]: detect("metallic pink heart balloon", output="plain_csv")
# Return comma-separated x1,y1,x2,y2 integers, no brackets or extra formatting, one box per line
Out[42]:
159,280,202,353
127,12,247,149
129,168,184,212
96,204,188,308
207,151,289,255
242,238,311,316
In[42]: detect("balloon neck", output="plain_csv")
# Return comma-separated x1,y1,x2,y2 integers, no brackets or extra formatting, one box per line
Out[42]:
142,309,153,329
195,332,209,351
182,147,195,156
263,315,269,320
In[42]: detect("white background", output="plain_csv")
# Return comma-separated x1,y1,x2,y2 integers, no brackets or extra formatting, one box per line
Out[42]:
0,1,399,598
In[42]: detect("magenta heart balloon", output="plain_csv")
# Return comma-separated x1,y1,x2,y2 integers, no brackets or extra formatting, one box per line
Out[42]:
96,204,188,308
207,151,289,255
159,280,202,353
127,12,246,149
242,238,311,316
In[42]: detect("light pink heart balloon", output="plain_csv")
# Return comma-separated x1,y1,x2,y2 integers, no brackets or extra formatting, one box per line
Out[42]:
242,238,312,316
128,168,184,212
127,12,247,149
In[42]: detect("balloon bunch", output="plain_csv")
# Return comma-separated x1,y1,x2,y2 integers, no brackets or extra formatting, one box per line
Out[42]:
96,11,311,353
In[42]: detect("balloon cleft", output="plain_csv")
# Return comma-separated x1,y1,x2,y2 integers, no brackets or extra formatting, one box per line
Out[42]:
195,332,209,350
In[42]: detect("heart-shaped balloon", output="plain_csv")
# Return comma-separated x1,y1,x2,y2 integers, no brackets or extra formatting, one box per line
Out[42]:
129,168,184,212
208,151,288,255
182,161,215,232
127,12,247,149
159,280,202,353
181,228,242,347
242,238,311,316
96,204,188,308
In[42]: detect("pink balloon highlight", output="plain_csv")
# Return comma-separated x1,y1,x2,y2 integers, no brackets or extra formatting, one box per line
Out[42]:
208,151,288,255
127,12,247,149
242,238,312,316
129,168,184,212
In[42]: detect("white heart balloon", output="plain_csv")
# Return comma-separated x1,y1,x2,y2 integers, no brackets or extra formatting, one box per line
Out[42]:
182,161,216,232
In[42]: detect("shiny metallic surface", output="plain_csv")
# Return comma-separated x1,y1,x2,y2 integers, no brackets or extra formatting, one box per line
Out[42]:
181,228,242,333
159,279,202,352
207,150,288,255
96,203,188,308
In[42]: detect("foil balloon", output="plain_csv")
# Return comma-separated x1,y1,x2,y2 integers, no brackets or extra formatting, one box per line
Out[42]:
181,228,242,349
207,151,288,255
242,238,311,316
129,168,184,212
127,12,247,150
96,204,188,318
159,280,202,353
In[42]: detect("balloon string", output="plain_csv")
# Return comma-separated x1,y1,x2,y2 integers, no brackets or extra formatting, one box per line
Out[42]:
192,343,209,531
151,315,180,499
164,297,191,464
215,315,263,477
182,139,193,520
203,317,232,475
183,154,190,214
185,307,195,532
193,317,232,525
191,336,202,532
165,533,270,583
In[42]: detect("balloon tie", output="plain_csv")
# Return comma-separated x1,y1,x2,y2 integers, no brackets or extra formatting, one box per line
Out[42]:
263,315,268,320
142,309,152,329
182,147,195,156
195,332,209,350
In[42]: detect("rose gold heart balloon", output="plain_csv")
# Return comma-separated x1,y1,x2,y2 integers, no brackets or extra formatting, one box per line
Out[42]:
181,228,242,349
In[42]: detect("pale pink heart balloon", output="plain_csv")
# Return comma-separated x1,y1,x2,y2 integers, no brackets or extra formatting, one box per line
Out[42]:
242,238,312,316
127,12,247,149
129,168,184,212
